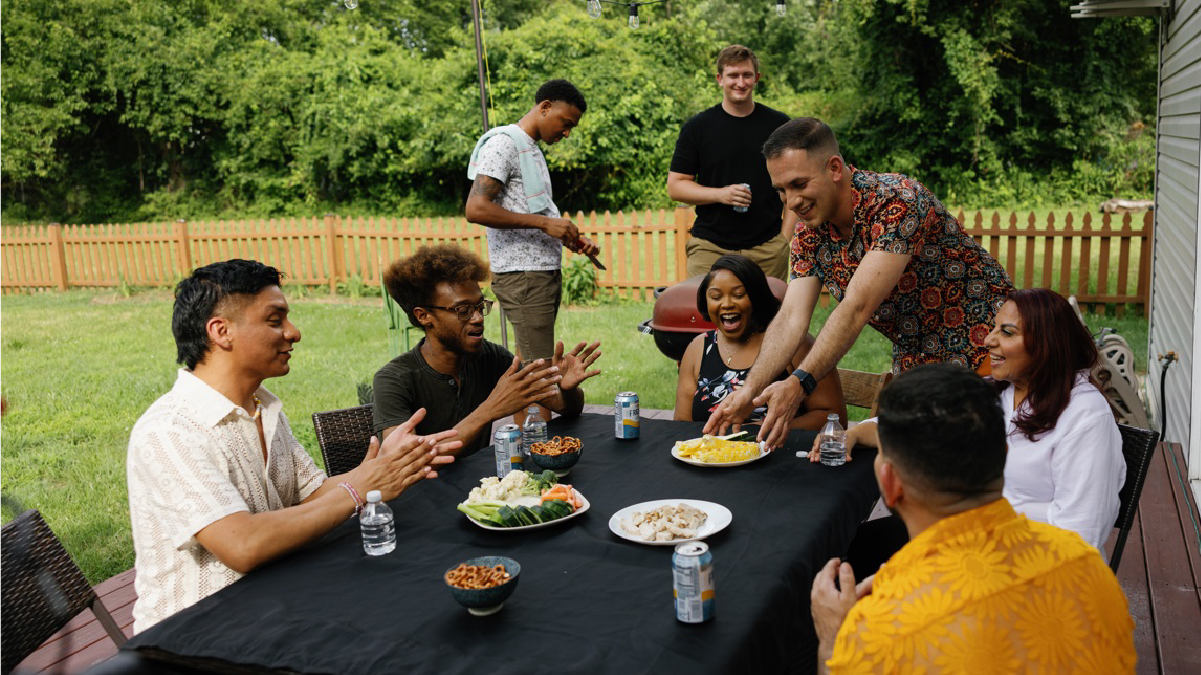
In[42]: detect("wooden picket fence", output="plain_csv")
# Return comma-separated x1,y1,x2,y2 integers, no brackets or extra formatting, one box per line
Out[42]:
0,208,1153,315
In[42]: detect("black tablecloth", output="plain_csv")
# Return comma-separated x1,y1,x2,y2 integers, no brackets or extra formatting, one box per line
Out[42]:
124,414,878,675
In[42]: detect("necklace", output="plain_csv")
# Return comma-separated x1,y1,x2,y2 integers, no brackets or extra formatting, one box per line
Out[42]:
252,396,263,420
718,332,755,366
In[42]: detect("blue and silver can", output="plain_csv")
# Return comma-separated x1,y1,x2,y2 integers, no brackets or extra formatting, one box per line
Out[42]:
494,424,523,478
732,183,750,213
614,391,640,440
673,541,715,623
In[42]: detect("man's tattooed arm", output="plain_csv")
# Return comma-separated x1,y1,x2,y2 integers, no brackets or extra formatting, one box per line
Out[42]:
469,175,504,202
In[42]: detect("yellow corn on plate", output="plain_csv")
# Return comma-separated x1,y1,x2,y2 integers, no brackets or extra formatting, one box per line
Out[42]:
675,437,761,463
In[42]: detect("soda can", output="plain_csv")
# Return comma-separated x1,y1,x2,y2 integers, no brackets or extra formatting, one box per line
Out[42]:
614,391,640,440
733,183,750,213
494,424,522,478
673,541,715,623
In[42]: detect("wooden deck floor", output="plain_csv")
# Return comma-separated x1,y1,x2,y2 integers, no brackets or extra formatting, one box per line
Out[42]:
1103,439,1201,674
19,410,1201,673
15,568,135,674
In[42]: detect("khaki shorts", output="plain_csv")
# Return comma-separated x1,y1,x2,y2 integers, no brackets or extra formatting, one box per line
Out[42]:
491,270,562,362
685,231,792,280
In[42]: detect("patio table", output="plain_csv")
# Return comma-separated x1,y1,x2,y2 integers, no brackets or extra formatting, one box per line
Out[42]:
122,412,879,675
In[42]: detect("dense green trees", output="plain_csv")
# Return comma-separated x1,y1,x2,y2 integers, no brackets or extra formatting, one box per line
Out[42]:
1,0,1157,223
838,0,1158,205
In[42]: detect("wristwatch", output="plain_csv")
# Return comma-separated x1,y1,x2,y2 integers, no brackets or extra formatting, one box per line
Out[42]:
791,367,818,396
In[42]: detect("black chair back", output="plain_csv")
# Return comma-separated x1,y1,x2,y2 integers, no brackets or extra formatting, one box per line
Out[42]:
2,510,125,674
312,404,375,477
1109,423,1159,573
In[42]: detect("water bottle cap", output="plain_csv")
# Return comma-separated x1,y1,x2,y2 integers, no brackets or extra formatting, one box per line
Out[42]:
366,490,382,502
827,413,839,420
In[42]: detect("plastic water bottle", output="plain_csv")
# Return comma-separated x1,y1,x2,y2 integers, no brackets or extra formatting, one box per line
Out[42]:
818,414,847,467
360,490,396,556
522,405,548,459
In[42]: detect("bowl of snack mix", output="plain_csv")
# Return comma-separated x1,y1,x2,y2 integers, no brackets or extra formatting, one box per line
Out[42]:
530,436,582,476
444,555,521,616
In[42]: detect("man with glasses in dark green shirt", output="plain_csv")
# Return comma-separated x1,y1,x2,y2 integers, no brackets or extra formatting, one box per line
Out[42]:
372,245,602,455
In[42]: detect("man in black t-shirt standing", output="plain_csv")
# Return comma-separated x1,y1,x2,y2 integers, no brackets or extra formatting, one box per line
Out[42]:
667,45,796,280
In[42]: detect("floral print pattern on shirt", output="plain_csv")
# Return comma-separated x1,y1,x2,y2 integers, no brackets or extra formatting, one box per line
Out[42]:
790,167,1013,372
826,500,1136,674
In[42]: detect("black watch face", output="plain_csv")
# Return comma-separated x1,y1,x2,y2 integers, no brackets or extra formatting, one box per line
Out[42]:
793,369,815,394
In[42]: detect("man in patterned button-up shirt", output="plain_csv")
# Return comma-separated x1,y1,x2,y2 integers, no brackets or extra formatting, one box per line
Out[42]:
705,117,1012,448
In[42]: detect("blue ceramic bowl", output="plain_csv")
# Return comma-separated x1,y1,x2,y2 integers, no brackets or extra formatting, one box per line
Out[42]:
444,556,521,616
531,447,581,473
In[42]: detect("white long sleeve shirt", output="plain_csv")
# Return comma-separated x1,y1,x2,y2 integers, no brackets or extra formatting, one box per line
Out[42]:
1001,372,1125,550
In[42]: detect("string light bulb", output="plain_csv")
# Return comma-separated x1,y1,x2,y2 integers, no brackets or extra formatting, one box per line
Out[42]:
628,3,639,29
587,0,602,19
345,0,358,9
775,1,786,17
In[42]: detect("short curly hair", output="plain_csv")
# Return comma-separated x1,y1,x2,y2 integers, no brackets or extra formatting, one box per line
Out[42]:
535,79,587,113
383,245,490,329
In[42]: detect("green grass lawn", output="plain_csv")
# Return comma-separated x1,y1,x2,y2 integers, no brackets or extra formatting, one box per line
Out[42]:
0,288,1148,583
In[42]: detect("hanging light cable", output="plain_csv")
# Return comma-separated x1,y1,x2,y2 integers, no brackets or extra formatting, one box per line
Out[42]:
580,1,787,27
582,0,667,28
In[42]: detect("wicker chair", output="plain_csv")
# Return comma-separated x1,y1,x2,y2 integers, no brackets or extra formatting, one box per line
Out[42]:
312,403,376,477
1,510,126,674
836,368,894,418
1109,423,1160,573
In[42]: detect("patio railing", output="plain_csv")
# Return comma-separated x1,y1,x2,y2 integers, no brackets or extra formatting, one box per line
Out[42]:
1,208,1153,315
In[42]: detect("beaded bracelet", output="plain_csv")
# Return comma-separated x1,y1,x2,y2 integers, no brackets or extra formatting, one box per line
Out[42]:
338,482,364,515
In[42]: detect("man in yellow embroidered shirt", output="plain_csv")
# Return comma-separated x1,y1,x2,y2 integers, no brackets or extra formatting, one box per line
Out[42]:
811,364,1135,674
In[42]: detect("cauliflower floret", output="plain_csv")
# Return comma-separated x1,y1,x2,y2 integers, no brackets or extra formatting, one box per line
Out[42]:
467,471,532,503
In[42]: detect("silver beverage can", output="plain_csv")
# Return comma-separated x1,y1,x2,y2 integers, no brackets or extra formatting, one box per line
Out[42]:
614,391,640,440
673,541,715,623
494,424,523,478
733,183,750,213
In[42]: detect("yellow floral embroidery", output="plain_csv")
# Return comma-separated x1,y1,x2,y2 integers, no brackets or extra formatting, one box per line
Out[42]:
932,533,1010,601
933,617,1020,675
828,500,1135,675
1014,590,1088,669
1010,545,1061,585
875,560,935,601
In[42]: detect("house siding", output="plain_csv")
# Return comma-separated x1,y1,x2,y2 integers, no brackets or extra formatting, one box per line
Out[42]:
1147,0,1200,474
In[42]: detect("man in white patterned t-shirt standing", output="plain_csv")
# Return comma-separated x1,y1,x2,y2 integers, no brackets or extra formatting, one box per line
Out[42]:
126,259,460,632
465,79,600,401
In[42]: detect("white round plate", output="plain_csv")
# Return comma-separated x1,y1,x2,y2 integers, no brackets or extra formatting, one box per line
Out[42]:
465,493,591,531
607,499,732,545
671,440,769,468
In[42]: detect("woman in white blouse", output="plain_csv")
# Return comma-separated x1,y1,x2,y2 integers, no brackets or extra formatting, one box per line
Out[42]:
821,288,1125,565
986,287,1124,549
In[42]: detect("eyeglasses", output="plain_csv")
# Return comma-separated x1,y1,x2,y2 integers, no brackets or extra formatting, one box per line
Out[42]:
422,299,494,321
